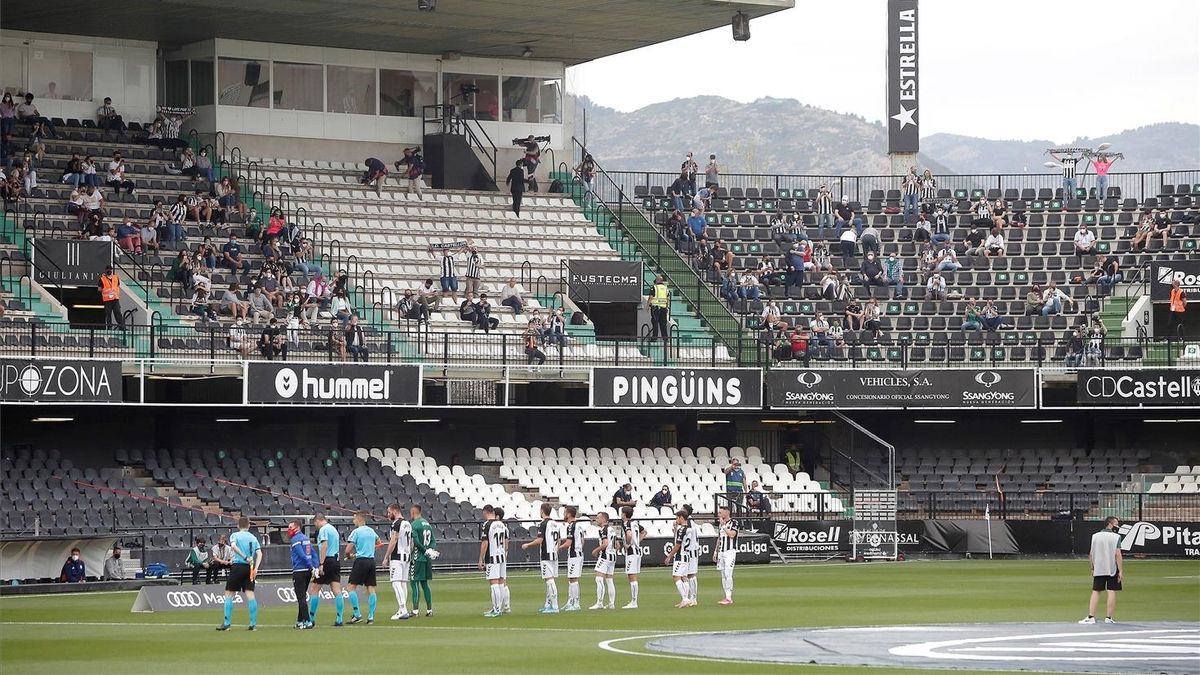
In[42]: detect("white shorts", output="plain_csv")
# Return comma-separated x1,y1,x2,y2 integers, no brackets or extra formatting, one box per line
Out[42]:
595,557,615,576
486,563,506,581
716,551,736,573
540,559,559,579
389,559,410,582
671,559,689,577
566,557,583,579
687,557,699,576
624,555,642,575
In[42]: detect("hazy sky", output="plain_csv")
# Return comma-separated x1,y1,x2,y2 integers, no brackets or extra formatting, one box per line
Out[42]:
568,0,1200,143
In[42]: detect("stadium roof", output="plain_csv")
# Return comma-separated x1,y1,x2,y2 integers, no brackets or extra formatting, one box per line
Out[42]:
3,0,795,65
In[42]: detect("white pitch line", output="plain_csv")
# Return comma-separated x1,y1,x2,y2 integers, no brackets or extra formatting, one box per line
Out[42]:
0,620,645,634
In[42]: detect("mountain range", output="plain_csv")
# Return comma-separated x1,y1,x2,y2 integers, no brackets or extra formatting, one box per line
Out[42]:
576,96,1198,176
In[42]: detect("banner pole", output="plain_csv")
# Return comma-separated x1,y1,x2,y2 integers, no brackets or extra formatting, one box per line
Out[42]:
985,502,993,560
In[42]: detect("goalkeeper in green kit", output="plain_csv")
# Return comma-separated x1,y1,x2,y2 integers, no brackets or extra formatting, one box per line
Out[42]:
410,504,438,616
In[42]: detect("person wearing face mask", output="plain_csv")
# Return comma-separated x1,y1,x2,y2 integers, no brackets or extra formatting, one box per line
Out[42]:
186,536,214,584
103,545,126,580
60,548,86,583
883,251,905,299
859,251,885,288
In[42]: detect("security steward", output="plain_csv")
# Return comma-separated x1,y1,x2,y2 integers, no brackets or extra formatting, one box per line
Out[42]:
98,265,125,329
647,275,671,344
1168,278,1188,336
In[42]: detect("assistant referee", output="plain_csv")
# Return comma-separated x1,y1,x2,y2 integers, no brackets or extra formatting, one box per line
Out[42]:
217,517,261,631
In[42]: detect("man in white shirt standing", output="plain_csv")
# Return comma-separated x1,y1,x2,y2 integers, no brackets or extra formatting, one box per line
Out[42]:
1079,516,1123,624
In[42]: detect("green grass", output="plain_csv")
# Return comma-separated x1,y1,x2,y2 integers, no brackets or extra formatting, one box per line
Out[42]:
1,559,1197,674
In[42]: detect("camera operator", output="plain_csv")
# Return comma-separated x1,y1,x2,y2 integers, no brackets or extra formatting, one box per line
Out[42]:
513,135,548,192
361,157,388,196
394,147,424,198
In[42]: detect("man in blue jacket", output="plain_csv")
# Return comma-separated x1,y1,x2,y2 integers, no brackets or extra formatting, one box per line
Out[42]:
60,548,86,583
289,520,319,629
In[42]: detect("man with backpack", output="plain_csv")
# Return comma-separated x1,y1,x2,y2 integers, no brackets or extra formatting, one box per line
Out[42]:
395,147,425,198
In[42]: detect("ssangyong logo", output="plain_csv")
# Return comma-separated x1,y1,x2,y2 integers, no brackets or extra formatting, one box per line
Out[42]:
1117,521,1200,552
273,366,392,401
796,372,823,388
975,371,1002,388
784,371,834,403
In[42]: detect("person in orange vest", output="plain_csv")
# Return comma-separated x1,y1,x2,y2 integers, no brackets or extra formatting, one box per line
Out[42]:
1168,278,1188,336
98,265,124,329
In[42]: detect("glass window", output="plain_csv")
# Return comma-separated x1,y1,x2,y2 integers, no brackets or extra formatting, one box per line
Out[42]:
326,66,376,115
0,46,27,97
28,48,92,101
162,60,189,107
380,69,436,118
273,62,323,112
503,76,561,123
217,58,269,108
444,73,499,121
190,60,214,106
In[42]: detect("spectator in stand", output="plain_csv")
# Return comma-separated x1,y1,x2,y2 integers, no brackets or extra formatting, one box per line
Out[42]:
838,227,857,267
705,154,720,189
814,184,834,239
669,173,689,213
524,321,546,365
18,151,38,194
195,237,217,273
331,289,353,327
649,485,674,513
746,481,772,516
544,307,567,348
60,548,86,583
463,247,484,296
844,296,865,331
0,93,15,137
291,237,320,282
60,153,84,188
187,189,210,224
719,269,739,306
67,186,87,225
723,458,745,503
477,293,500,333
919,169,937,210
611,483,637,509
1131,210,1154,251
1064,327,1086,367
821,271,848,302
758,256,783,297
860,222,881,257
165,194,187,246
860,251,886,288
710,239,734,275
79,214,103,240
863,298,884,340
1050,150,1083,202
139,210,159,254
828,319,847,353
79,155,100,188
221,233,251,276
115,219,143,254
220,282,250,320
81,184,105,222
96,97,124,137
92,224,116,243
102,545,125,580
1150,210,1172,248
179,146,200,180
760,300,787,332
15,94,57,136
931,205,951,244
809,311,831,353
208,535,233,581
1041,280,1076,316
217,177,246,220
770,214,792,249
665,209,687,245
884,251,905,299
393,289,424,325
498,277,526,314
811,241,833,274
737,269,761,301
681,152,699,194
913,212,932,242
970,196,992,228
230,319,252,358
981,299,1009,332
345,314,369,362
835,196,863,237
692,184,717,213
255,266,286,307
964,225,987,257
1074,223,1097,257
1094,254,1123,294
788,327,811,363
926,273,947,301
1025,284,1044,316
935,243,961,273
985,228,1006,258
190,286,218,322
992,198,1008,229
361,157,388,196
686,208,707,241
249,286,275,325
259,317,287,360
1092,153,1119,200
901,167,921,223
394,146,425,198
105,152,136,197
961,298,983,331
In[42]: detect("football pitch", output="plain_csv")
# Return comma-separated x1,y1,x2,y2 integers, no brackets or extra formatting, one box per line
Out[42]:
1,559,1197,674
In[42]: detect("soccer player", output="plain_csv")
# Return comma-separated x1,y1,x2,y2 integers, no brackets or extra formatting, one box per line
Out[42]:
494,506,511,613
664,509,696,608
621,506,646,609
383,503,413,620
308,513,346,626
287,519,319,629
589,511,617,610
481,505,509,617
410,504,438,617
1080,516,1124,624
557,506,585,611
714,506,738,605
216,517,261,631
684,505,701,604
521,503,560,613
477,504,497,613
344,511,379,624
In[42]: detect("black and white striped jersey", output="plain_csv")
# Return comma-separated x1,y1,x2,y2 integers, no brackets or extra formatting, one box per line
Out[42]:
902,174,920,196
465,253,482,279
920,177,937,200
1060,157,1080,180
975,202,992,219
933,213,949,234
536,518,558,561
718,520,738,554
674,523,694,561
440,253,457,278
600,524,620,562
564,521,585,559
814,191,833,214
624,519,642,555
486,520,508,564
686,519,701,556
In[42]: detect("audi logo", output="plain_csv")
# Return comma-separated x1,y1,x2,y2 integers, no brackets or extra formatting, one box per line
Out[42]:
277,587,298,602
166,591,203,608
975,371,1002,388
795,372,823,388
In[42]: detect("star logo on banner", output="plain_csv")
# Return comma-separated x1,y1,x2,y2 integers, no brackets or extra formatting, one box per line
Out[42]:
891,104,917,129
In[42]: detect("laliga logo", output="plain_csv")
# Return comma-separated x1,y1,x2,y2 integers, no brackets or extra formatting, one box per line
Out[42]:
1118,522,1160,550
796,372,823,388
975,371,1002,388
275,367,299,398
166,591,203,607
